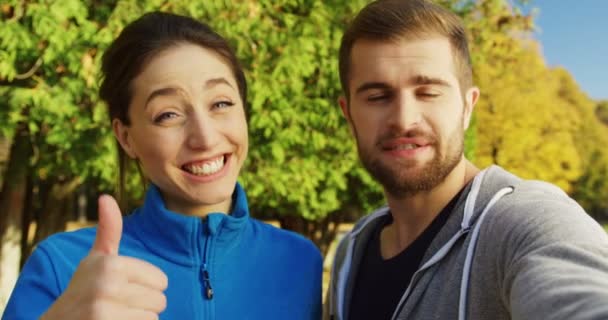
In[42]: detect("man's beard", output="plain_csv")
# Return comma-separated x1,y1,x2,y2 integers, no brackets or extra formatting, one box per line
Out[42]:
356,127,464,198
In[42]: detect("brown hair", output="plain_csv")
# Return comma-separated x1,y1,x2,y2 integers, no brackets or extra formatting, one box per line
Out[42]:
99,12,247,203
339,0,472,98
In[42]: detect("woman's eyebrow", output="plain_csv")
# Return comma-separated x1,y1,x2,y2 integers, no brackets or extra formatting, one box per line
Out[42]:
144,87,183,109
204,77,234,90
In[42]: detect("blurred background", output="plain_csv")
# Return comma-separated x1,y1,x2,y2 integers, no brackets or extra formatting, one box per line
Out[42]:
1,0,607,311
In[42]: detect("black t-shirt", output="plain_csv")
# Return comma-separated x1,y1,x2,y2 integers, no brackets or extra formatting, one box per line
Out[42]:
348,190,464,320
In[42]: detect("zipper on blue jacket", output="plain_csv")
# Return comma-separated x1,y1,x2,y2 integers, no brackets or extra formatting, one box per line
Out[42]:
202,236,214,300
201,264,213,299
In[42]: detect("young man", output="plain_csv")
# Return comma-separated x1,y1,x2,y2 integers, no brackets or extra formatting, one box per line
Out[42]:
325,0,608,319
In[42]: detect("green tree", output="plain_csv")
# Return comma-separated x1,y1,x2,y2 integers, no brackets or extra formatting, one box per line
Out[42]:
2,1,605,310
0,2,383,304
0,0,119,304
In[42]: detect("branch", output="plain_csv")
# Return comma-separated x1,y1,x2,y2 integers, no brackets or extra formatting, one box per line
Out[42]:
14,57,43,80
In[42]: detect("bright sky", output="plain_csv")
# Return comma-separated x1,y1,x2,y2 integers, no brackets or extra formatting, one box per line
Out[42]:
524,0,608,100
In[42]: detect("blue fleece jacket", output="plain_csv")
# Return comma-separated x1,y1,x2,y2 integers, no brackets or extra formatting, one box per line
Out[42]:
3,183,322,319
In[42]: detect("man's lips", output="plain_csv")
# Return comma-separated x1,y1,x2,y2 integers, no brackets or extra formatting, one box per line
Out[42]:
379,137,433,150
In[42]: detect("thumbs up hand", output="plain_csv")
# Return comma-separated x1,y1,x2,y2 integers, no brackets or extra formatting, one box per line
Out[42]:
91,195,124,255
41,195,168,320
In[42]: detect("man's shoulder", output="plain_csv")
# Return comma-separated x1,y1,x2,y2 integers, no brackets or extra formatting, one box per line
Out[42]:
495,175,584,216
351,206,391,234
481,172,606,245
482,165,583,215
332,207,390,261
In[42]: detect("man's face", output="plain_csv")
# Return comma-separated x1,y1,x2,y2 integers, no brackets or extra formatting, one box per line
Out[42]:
341,37,477,197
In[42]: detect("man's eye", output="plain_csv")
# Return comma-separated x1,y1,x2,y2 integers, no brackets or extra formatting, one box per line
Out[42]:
418,92,440,98
367,94,389,102
154,112,179,123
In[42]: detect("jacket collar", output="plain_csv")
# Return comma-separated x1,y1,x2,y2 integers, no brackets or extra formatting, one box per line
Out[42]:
393,165,519,318
423,165,519,262
126,182,250,266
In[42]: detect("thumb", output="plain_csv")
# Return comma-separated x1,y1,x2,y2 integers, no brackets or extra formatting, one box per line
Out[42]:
91,194,123,255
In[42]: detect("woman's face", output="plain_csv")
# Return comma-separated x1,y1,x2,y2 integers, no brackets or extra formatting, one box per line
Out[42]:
113,43,248,216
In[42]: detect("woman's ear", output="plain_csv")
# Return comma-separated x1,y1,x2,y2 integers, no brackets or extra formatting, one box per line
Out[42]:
112,118,137,159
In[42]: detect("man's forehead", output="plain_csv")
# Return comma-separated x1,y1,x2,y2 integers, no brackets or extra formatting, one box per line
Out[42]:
351,36,454,63
349,37,459,84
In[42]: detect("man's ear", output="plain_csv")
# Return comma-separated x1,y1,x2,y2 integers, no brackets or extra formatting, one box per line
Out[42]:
463,86,480,130
338,96,349,120
339,95,356,135
112,119,137,159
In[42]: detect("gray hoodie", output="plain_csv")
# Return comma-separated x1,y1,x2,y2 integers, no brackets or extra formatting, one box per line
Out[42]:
325,166,608,320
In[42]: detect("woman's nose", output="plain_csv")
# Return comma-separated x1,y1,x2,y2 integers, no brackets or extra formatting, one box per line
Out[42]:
186,113,219,150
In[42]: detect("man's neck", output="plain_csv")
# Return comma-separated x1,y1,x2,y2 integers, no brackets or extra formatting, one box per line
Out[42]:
380,159,479,259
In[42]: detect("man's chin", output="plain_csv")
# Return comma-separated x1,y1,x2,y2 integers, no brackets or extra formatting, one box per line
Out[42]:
378,159,429,175
365,160,444,194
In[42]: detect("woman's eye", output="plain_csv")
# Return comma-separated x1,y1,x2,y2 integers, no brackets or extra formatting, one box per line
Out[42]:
214,101,235,109
154,112,179,123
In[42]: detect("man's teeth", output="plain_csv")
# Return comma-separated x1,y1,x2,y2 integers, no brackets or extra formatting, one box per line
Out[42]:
395,144,419,150
185,157,225,176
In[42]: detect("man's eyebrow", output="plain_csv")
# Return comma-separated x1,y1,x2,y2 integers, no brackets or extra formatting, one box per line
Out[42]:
354,75,451,95
355,82,392,94
413,75,451,87
145,87,182,109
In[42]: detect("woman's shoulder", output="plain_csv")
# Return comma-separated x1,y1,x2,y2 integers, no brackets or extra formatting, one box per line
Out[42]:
38,227,97,258
248,218,321,259
18,227,99,294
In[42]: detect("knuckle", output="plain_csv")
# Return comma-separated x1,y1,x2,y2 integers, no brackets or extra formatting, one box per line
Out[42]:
145,312,159,320
99,256,122,275
156,293,167,312
93,281,119,300
88,300,108,320
159,273,169,289
77,254,99,272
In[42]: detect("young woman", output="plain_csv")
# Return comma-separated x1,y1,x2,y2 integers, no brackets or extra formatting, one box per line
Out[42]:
3,12,321,320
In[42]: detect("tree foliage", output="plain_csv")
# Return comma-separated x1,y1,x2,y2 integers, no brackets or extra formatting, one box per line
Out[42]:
461,0,608,218
0,0,607,276
0,0,384,263
596,100,608,126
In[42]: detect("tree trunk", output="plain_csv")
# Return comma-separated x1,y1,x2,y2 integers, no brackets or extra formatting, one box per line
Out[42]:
31,177,81,247
19,176,33,269
0,130,31,309
279,210,345,258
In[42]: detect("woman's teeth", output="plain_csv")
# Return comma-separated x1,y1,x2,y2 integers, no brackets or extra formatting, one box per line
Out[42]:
184,156,225,176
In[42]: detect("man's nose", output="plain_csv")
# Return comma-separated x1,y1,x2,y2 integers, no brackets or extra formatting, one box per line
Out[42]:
387,93,422,131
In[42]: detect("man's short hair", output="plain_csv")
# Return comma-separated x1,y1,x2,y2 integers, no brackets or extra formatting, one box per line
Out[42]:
339,0,473,98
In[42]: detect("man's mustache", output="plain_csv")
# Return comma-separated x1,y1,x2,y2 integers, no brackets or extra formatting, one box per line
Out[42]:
375,129,438,147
